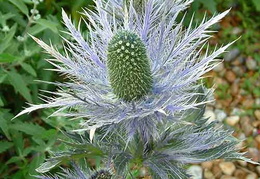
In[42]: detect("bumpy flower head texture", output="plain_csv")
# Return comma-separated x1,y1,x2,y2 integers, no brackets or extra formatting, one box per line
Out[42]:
16,0,232,138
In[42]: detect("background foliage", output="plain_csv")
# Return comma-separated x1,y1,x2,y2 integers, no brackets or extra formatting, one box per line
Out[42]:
0,0,259,178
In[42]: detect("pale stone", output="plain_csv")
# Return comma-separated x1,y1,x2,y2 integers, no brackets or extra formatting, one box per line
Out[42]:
214,62,224,72
219,162,236,175
226,116,240,126
201,161,213,170
246,173,257,179
254,110,260,120
224,49,240,62
256,166,260,175
204,170,215,179
220,175,237,179
234,169,247,179
237,160,247,167
215,109,227,122
246,58,257,70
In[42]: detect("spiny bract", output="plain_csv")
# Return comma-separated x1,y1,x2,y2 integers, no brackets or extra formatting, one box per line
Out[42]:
16,0,232,140
107,30,152,101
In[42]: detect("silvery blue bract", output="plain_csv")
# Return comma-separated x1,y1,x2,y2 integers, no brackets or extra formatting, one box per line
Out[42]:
16,0,232,140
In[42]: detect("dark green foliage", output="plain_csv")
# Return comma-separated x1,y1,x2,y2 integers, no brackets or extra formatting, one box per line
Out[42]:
0,0,94,178
107,30,152,102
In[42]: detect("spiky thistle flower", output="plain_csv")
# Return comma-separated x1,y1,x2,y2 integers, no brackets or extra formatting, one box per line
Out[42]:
15,0,235,142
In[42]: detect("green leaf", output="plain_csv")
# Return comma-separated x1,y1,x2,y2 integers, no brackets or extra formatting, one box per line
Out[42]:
28,24,48,35
252,0,260,11
0,96,4,106
36,160,60,173
0,73,7,83
6,70,32,102
0,110,12,140
10,122,46,136
12,131,24,155
29,154,45,175
36,19,58,33
0,13,16,22
6,156,23,165
0,53,19,63
198,0,217,13
0,141,13,153
0,24,17,53
20,63,37,77
8,0,29,16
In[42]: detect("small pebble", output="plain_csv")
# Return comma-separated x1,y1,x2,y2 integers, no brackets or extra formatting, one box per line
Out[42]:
214,109,227,122
240,116,254,136
232,27,243,35
220,175,237,179
245,58,257,70
201,161,213,170
254,110,260,120
256,166,260,175
214,62,225,72
234,169,247,179
245,173,257,179
212,163,222,178
231,82,239,96
219,162,236,175
237,160,247,167
204,170,215,179
248,147,260,162
226,116,240,126
242,98,254,109
232,66,244,77
231,108,244,116
255,98,260,106
225,70,236,83
224,49,240,62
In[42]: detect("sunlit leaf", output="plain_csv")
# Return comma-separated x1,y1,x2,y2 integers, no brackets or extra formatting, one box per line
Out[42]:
0,53,19,63
20,63,37,77
8,0,29,16
36,160,61,173
0,24,17,53
252,0,260,12
6,70,32,102
36,19,59,33
10,122,46,136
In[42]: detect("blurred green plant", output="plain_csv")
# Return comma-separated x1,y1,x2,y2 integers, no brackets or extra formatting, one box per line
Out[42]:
0,0,93,178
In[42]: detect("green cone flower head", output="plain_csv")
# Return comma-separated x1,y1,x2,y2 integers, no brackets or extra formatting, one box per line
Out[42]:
107,30,152,101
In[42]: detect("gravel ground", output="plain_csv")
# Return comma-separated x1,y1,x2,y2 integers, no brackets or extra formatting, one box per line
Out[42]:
188,48,260,179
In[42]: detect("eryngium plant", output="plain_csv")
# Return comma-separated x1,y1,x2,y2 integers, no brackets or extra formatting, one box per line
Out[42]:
16,0,233,140
15,0,257,178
